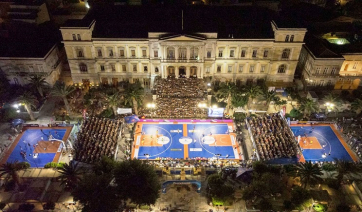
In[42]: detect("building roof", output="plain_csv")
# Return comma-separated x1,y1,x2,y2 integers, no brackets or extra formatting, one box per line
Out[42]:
304,34,343,59
0,21,60,58
67,5,279,39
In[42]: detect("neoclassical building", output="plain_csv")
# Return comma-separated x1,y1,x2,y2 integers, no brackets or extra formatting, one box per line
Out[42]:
60,6,306,89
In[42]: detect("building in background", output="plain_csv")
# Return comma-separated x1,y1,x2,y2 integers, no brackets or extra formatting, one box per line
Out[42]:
60,6,306,90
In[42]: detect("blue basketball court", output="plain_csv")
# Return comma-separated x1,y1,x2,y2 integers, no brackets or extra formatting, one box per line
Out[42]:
132,121,241,160
291,124,356,162
3,127,72,168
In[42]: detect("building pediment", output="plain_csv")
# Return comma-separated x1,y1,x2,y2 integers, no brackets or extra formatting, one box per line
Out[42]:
159,34,206,41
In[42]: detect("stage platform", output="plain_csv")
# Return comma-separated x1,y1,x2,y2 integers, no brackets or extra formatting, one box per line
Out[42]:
132,120,242,160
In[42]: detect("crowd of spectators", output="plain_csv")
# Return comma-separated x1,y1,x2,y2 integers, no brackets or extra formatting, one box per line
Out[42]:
248,113,299,161
154,78,207,118
74,117,121,163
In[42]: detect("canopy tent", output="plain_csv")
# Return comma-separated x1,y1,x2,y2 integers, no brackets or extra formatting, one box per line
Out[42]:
11,119,25,127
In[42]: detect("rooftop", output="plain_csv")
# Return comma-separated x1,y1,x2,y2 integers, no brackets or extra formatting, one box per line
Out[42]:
64,5,282,39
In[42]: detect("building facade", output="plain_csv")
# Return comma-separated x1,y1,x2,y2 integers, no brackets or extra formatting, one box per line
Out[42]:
60,19,306,89
0,44,61,86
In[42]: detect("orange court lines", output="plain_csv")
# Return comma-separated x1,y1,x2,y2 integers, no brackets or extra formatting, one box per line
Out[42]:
299,154,306,163
298,137,322,149
183,124,188,159
208,134,232,146
330,124,358,162
139,135,163,147
0,130,25,165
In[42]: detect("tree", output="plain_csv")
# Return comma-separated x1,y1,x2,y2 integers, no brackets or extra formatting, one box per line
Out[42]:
351,98,362,114
93,156,117,176
285,87,300,106
263,90,277,108
290,161,323,189
231,92,248,109
16,91,39,121
28,75,48,98
123,82,144,115
72,173,122,212
107,92,122,116
0,161,29,186
244,85,263,109
114,159,160,206
273,96,288,111
215,82,237,114
290,186,312,209
207,173,234,201
298,98,319,118
57,162,83,191
51,82,75,115
335,159,361,184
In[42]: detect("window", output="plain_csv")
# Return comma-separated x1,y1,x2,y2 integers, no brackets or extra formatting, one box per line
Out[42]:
154,50,158,58
241,49,246,57
39,66,44,72
179,48,186,59
238,65,243,73
97,49,102,57
315,67,321,74
282,49,290,59
278,64,286,73
344,64,349,71
142,49,147,57
72,34,76,40
190,47,198,59
228,65,233,73
77,50,83,57
319,80,324,86
122,65,126,72
285,35,289,42
252,50,257,58
263,50,268,58
111,64,116,72
261,65,265,73
77,34,81,41
133,64,137,72
207,50,211,58
353,62,358,69
218,49,223,57
144,65,148,72
167,48,175,59
290,35,294,42
250,65,255,73
131,50,136,57
217,65,221,73
29,66,34,72
206,67,210,73
155,67,159,73
100,65,105,72
230,49,235,58
120,49,125,57
79,63,87,72
109,49,113,57
331,67,337,75
323,67,329,75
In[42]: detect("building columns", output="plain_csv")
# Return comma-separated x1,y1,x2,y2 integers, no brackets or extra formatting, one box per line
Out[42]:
186,66,190,78
175,66,179,78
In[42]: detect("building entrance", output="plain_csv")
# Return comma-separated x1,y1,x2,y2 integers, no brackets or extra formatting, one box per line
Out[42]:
179,67,186,77
168,66,175,78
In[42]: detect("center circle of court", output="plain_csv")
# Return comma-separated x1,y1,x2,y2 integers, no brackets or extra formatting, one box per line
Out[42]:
157,136,170,145
179,136,193,145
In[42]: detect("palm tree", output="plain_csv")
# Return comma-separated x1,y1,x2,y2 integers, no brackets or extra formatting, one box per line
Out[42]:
285,87,300,106
28,75,48,98
124,82,144,115
291,161,323,189
335,159,361,183
231,92,248,109
216,82,237,114
298,98,319,118
351,98,362,114
0,161,28,186
57,162,83,190
107,92,122,115
245,85,263,109
273,97,287,111
51,82,75,115
263,90,277,109
17,91,39,121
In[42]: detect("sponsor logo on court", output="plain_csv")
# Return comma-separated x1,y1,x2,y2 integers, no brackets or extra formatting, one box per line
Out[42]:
190,148,202,151
170,149,182,151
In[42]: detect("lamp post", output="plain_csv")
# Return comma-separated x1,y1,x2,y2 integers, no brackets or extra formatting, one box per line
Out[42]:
147,103,156,118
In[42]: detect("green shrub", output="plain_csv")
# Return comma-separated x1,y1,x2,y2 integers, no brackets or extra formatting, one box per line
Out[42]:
44,162,60,168
57,162,66,169
18,162,30,169
289,108,302,119
322,163,336,171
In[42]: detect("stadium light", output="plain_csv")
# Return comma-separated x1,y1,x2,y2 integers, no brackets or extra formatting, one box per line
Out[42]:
198,103,207,108
212,105,217,109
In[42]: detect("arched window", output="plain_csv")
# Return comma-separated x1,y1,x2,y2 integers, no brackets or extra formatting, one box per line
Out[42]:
155,67,159,73
78,50,83,57
79,63,88,72
290,35,294,42
278,64,286,73
97,49,102,57
282,49,290,59
285,35,289,42
167,47,175,59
